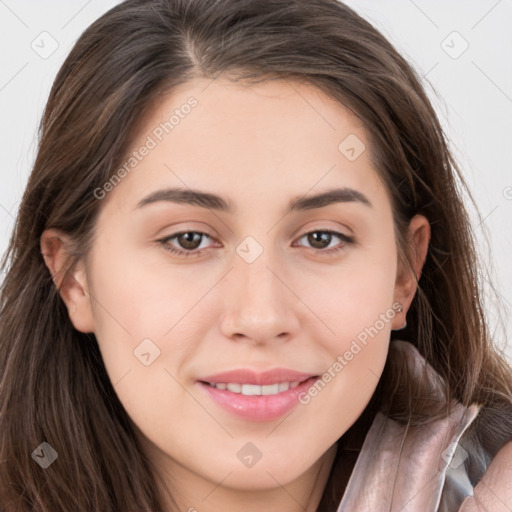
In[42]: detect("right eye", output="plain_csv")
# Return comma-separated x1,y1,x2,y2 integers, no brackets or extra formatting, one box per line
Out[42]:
158,231,218,257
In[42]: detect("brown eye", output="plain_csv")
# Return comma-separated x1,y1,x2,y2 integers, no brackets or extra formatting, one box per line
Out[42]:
176,232,203,250
307,231,333,249
295,229,354,253
159,231,215,256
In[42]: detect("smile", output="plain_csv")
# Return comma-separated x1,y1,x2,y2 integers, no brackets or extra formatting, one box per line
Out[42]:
198,376,319,422
205,381,302,395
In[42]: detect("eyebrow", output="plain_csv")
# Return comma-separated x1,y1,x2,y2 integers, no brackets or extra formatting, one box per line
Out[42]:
136,186,372,212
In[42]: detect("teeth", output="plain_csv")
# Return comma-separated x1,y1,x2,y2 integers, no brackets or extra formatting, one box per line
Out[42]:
226,383,241,393
241,384,261,396
261,384,279,395
209,381,305,395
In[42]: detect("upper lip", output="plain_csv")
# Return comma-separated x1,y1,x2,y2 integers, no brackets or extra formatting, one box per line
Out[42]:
198,368,318,386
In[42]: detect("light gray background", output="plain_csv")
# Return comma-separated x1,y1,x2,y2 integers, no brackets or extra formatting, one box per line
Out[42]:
1,0,511,359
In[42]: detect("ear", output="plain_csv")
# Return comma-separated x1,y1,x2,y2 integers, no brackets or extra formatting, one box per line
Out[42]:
391,214,430,330
40,229,95,333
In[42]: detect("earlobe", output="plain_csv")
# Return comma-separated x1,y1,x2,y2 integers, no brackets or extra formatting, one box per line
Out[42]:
40,229,95,333
392,214,431,330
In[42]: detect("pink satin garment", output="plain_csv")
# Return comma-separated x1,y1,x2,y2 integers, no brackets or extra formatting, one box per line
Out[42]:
335,340,486,512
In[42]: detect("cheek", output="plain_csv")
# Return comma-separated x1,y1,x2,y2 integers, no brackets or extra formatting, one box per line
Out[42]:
295,270,396,447
301,237,397,409
85,250,203,453
296,238,397,346
86,240,215,397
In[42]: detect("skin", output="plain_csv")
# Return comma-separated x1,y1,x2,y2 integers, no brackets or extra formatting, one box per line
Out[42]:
459,440,512,511
41,77,430,512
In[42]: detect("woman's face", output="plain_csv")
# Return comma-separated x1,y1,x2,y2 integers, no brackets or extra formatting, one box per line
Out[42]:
49,77,427,505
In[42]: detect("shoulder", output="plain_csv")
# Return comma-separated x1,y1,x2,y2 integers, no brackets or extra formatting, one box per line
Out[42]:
459,440,512,511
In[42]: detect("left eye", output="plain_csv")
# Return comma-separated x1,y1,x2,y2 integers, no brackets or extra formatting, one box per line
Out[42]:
294,230,353,252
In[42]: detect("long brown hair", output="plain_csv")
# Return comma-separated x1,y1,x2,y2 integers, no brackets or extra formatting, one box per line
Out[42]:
1,0,511,510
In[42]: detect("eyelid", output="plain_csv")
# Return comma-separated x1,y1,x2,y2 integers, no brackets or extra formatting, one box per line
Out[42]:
292,219,354,238
301,227,353,240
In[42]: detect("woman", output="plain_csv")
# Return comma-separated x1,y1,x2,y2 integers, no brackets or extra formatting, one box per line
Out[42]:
1,0,511,510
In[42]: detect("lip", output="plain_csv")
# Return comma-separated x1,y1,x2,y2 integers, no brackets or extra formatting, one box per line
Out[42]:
198,368,317,386
197,369,319,422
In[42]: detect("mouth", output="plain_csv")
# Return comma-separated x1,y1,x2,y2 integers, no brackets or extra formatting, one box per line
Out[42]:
197,375,320,422
199,377,312,395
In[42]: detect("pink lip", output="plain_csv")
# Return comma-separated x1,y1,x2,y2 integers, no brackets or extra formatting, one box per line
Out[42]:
198,368,316,386
197,370,319,422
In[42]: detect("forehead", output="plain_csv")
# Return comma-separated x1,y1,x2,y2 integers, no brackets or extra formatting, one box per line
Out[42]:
102,76,389,213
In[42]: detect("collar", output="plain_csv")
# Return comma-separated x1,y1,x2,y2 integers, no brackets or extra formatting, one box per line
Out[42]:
335,339,482,511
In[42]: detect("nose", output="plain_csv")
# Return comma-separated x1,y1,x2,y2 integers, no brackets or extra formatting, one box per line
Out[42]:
219,248,300,345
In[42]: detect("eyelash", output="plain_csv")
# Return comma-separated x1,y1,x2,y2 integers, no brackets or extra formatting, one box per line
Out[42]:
157,229,354,258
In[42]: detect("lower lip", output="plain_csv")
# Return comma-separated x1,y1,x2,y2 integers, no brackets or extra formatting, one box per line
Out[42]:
197,377,319,422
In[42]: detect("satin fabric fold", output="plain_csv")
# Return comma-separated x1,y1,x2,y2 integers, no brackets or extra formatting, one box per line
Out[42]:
335,340,483,512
